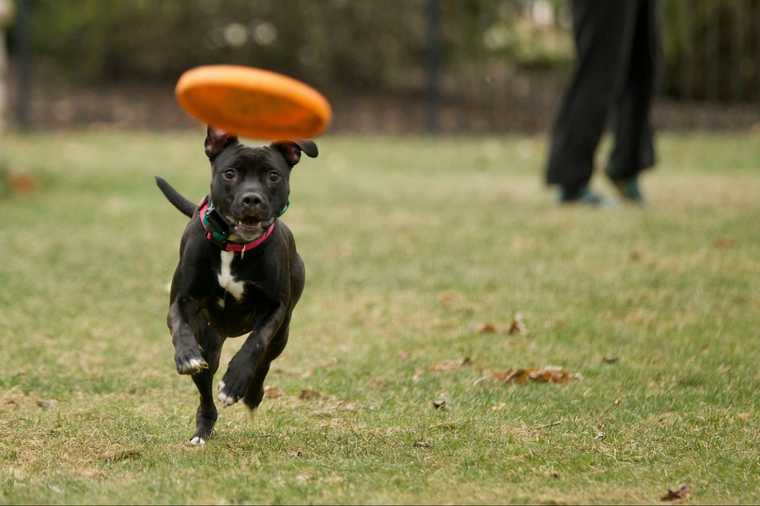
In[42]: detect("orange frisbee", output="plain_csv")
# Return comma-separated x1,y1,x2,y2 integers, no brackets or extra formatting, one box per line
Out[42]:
176,65,332,140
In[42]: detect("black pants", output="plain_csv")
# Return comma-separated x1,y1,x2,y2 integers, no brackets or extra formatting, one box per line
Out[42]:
546,0,660,193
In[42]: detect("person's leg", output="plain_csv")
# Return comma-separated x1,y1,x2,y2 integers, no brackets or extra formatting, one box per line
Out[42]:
546,0,639,200
606,0,659,200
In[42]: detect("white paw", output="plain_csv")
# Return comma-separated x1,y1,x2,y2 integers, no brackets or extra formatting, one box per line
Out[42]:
218,381,236,407
187,357,205,370
189,436,206,446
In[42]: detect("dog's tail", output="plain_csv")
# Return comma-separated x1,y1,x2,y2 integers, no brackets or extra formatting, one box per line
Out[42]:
155,176,197,218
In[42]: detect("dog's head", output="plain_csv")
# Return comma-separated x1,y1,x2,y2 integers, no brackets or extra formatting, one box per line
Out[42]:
203,126,318,242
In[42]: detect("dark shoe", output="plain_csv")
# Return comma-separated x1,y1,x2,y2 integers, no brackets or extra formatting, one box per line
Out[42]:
559,186,615,207
611,177,645,205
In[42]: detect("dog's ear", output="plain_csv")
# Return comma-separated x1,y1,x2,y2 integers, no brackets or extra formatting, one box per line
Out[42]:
204,126,238,160
270,140,318,167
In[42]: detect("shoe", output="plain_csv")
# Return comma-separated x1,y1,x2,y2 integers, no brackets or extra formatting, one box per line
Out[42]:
558,186,615,207
611,177,644,205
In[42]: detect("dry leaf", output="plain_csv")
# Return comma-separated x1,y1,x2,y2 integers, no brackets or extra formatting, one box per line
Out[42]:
437,291,460,305
713,238,736,249
36,399,58,410
413,440,432,448
603,356,619,364
263,385,283,399
298,389,322,401
491,366,576,385
508,313,527,335
471,322,497,334
103,449,141,464
398,351,410,360
432,399,447,410
412,369,424,382
660,484,690,502
430,357,471,372
7,173,38,193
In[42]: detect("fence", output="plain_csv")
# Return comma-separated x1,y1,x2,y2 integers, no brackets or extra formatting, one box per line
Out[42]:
7,0,760,133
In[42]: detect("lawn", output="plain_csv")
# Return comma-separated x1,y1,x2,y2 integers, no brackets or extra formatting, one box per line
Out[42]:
1,130,759,504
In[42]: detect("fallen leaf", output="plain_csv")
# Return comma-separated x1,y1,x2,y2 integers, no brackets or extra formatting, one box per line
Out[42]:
491,402,507,412
398,351,410,360
263,385,283,399
594,431,605,441
36,399,58,410
412,369,424,382
491,366,577,385
413,440,432,448
298,389,322,401
430,357,471,372
432,399,447,410
437,291,460,305
287,449,305,458
602,356,619,364
295,473,311,483
508,313,527,335
713,238,736,249
737,412,752,422
7,172,38,193
369,377,387,388
103,449,141,464
336,401,357,412
661,484,690,502
471,322,497,334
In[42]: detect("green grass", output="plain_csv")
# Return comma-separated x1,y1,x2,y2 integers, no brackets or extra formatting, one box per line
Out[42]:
1,130,759,504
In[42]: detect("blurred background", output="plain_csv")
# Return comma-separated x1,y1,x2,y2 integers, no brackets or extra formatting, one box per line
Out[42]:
2,0,760,135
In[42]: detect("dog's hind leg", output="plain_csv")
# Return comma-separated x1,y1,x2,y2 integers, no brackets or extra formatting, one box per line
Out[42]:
189,327,223,445
243,323,289,413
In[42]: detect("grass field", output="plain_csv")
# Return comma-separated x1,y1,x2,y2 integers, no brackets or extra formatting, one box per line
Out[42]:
1,130,759,504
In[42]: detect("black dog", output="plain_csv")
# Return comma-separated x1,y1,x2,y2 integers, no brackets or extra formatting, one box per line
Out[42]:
155,127,316,445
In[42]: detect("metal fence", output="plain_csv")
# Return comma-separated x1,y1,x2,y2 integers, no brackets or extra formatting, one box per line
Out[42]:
8,0,760,133
417,0,760,134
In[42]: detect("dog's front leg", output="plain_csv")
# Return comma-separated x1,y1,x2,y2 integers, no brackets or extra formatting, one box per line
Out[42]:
218,302,288,406
168,296,209,375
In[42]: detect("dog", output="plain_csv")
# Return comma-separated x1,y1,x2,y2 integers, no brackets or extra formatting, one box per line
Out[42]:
155,127,316,445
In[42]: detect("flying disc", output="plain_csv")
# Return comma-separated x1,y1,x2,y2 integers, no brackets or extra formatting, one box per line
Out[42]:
176,65,332,140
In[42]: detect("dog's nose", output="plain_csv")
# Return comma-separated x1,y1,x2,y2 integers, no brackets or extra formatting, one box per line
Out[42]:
240,192,266,210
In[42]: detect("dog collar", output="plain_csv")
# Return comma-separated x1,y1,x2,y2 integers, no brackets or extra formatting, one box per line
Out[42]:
199,197,276,254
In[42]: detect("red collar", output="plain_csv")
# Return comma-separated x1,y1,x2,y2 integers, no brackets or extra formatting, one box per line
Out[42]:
199,197,276,254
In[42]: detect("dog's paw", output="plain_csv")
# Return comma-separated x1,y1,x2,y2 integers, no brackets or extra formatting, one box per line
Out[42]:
217,380,239,407
175,348,208,375
189,435,206,446
218,368,253,407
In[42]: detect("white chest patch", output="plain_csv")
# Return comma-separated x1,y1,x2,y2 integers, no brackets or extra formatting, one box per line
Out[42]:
218,251,246,301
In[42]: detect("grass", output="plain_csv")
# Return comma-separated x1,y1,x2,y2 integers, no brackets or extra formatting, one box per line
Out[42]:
1,129,759,504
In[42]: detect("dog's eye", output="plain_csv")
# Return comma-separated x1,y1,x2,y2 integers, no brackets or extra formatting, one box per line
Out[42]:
268,171,281,183
223,169,236,180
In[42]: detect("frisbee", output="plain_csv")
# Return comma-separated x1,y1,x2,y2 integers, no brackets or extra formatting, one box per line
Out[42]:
176,65,332,140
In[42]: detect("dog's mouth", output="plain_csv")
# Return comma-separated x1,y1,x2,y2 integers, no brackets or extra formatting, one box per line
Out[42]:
227,215,274,241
